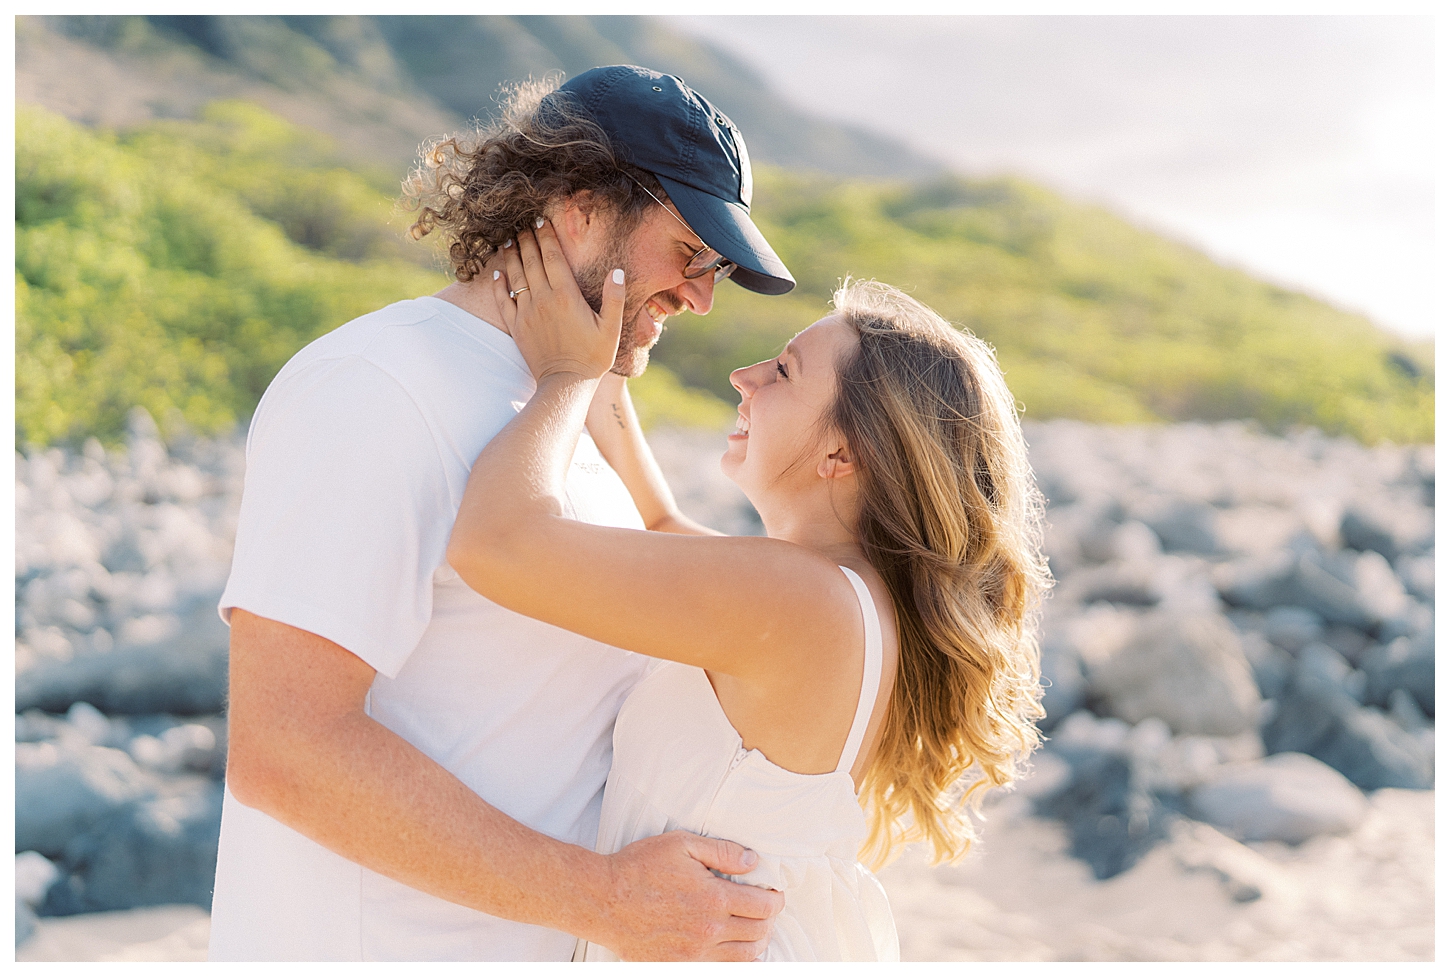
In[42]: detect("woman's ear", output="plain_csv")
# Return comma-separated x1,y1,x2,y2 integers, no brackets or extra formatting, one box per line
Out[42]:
818,444,856,480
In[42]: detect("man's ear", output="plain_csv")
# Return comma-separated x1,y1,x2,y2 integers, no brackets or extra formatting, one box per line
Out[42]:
818,444,856,480
555,191,598,245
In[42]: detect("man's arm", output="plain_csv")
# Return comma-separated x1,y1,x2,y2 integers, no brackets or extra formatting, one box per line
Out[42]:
224,608,782,961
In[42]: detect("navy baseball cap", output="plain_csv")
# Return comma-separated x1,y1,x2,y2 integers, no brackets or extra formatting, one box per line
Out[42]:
556,65,795,296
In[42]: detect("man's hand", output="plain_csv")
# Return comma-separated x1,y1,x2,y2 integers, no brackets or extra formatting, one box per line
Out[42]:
586,831,784,961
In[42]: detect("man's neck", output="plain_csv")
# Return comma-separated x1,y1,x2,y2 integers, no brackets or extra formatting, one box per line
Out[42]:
435,279,510,337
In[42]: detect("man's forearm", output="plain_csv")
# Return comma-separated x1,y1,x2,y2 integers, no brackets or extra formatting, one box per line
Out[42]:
225,608,616,944
232,707,613,940
584,377,721,535
648,511,724,536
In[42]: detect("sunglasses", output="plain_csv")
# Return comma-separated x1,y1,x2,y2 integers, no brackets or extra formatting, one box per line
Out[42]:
627,175,738,285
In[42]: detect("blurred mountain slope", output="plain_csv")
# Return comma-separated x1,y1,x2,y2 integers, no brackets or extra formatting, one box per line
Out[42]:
17,14,942,179
653,170,1433,444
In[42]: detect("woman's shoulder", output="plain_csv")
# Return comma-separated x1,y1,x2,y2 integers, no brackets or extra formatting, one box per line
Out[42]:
696,536,868,634
833,561,897,644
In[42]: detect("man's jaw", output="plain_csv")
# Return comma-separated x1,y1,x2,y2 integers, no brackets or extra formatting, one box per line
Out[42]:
610,292,684,378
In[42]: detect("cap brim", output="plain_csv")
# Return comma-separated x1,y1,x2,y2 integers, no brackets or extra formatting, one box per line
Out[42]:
655,175,795,296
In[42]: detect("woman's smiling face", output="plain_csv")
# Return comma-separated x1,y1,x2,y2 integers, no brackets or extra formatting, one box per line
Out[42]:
720,314,858,499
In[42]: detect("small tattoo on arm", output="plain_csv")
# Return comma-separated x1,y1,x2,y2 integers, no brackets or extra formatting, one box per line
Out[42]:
611,403,626,430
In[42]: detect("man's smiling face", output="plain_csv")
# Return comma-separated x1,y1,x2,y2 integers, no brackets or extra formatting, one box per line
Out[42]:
573,198,721,378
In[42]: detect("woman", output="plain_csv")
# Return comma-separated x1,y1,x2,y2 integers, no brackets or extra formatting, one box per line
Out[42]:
448,224,1049,961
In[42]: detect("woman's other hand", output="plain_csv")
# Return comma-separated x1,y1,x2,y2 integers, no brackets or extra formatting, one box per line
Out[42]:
492,220,625,383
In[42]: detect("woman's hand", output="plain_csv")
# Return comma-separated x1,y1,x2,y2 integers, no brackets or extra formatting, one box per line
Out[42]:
492,220,625,383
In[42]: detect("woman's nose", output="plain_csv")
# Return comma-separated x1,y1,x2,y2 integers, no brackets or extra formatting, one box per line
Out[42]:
729,365,751,398
729,359,773,397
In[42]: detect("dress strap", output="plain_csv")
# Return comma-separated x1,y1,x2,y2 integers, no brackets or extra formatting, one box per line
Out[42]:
835,566,885,776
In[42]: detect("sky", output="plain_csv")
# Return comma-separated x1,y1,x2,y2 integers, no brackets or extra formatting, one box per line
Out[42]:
670,15,1437,340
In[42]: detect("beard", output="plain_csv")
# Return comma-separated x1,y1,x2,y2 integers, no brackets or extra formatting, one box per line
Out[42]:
575,232,666,379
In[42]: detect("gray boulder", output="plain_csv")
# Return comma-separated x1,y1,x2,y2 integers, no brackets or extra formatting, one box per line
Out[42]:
15,741,157,858
1215,504,1309,557
1080,519,1162,565
1088,611,1262,736
1239,631,1293,701
1387,687,1432,734
1394,553,1434,604
1036,717,1173,881
1187,752,1368,844
1057,560,1164,607
42,780,224,916
1262,663,1432,790
15,850,61,907
1151,556,1225,612
16,709,65,743
1262,606,1324,653
1361,631,1434,718
1139,728,1264,794
1341,501,1433,562
1213,551,1302,610
1318,708,1434,790
1295,643,1366,703
14,850,58,946
1350,551,1411,623
1290,554,1379,631
1320,623,1373,664
15,601,229,715
1215,551,1404,634
128,721,225,777
1143,500,1221,554
1379,599,1433,642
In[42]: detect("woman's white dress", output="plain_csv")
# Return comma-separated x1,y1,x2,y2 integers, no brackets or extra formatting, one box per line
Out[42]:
578,566,900,961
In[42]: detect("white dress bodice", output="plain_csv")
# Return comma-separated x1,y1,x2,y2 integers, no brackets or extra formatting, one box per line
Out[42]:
579,567,900,961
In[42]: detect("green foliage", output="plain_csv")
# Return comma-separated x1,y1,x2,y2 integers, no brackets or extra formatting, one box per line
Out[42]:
627,363,736,433
16,103,447,447
16,102,1432,449
653,170,1433,444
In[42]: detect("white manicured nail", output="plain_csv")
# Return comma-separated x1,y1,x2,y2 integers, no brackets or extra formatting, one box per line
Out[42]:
612,269,624,285
503,239,512,249
535,216,545,229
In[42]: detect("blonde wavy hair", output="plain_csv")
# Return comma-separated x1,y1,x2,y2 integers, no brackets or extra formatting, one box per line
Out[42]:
827,280,1050,870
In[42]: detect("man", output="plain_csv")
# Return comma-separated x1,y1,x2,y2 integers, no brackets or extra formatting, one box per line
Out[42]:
209,65,796,961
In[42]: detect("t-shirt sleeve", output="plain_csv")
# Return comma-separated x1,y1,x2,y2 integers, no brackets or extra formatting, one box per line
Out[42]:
219,354,456,678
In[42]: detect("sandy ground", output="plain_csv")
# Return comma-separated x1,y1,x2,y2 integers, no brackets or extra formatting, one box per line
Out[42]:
17,904,210,962
877,787,1435,961
18,786,1431,962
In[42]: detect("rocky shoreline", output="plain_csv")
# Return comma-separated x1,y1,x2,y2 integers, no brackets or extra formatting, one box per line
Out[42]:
14,413,1434,957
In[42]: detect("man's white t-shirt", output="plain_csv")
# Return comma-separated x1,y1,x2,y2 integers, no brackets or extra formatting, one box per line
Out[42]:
209,296,650,961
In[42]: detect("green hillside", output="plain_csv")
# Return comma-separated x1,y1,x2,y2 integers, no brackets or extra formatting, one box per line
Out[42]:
654,172,1433,444
15,102,446,446
15,102,1432,448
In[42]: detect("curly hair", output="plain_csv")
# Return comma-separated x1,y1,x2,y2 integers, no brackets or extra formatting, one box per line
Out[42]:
401,76,669,282
825,280,1051,870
